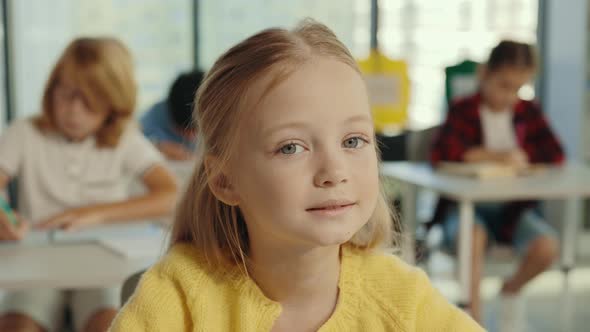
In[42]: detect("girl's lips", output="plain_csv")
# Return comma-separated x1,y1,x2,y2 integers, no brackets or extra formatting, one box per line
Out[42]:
306,201,356,217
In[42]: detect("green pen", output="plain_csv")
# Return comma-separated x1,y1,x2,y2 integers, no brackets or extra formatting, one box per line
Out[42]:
0,196,18,226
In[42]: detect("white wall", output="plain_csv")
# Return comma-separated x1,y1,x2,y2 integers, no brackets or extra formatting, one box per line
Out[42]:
540,0,587,161
539,0,589,244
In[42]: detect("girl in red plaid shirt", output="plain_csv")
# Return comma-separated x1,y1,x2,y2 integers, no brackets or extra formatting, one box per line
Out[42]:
430,40,564,330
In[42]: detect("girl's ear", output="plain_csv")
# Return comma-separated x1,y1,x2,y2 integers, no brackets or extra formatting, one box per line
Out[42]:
204,155,240,206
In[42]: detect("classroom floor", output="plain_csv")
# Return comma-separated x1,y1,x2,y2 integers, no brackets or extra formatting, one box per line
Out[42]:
429,252,590,332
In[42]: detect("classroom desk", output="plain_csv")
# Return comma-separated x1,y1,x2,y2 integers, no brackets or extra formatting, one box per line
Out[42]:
381,161,590,308
0,224,167,291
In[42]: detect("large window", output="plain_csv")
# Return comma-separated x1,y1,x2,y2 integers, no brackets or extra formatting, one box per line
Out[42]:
9,0,194,118
198,0,369,68
5,0,540,127
380,0,538,127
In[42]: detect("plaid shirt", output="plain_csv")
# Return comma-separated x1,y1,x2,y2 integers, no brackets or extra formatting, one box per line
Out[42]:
430,93,565,165
428,93,565,243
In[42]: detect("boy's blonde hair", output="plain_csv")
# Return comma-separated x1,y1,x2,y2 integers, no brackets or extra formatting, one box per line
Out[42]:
35,37,137,147
171,19,400,269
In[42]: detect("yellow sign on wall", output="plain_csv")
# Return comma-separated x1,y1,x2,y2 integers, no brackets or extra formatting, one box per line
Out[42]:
358,50,410,134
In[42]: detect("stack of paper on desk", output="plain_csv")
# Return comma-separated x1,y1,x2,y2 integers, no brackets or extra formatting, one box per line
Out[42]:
436,162,546,179
11,222,167,258
51,222,163,243
98,236,167,259
54,222,168,259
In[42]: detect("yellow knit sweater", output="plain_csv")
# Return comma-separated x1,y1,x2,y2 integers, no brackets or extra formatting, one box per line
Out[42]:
109,244,483,331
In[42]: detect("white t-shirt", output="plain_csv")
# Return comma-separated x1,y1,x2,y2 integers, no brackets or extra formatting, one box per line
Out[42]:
480,106,518,152
0,119,164,223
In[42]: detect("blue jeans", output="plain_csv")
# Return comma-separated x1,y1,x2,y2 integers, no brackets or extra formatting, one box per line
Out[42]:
442,202,557,255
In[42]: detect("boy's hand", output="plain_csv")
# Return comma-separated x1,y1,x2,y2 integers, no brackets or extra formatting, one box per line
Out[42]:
157,142,193,161
36,207,104,232
0,212,29,241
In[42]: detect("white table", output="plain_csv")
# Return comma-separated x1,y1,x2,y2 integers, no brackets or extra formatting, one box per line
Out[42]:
381,161,590,307
0,224,167,291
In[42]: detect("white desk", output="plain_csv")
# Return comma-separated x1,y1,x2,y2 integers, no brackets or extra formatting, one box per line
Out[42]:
381,161,590,307
0,224,167,291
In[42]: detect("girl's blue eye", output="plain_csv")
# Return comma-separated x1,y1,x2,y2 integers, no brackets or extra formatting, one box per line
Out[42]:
343,137,367,149
279,143,304,155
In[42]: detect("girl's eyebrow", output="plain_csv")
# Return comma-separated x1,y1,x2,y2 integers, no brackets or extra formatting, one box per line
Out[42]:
264,114,372,137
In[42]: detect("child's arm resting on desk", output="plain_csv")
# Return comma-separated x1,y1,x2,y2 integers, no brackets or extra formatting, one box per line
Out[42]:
109,271,191,332
156,141,194,161
520,103,565,164
37,164,178,231
430,104,478,164
414,269,485,331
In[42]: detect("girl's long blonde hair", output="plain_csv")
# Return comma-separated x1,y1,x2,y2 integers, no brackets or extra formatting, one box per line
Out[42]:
171,19,400,269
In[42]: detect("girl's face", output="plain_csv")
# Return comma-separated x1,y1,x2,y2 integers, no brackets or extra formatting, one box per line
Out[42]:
480,66,534,112
226,58,380,251
52,76,109,142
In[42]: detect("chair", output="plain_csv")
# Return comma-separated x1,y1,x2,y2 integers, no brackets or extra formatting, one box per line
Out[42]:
120,270,146,306
377,133,407,162
406,125,441,162
444,60,479,107
402,126,441,262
